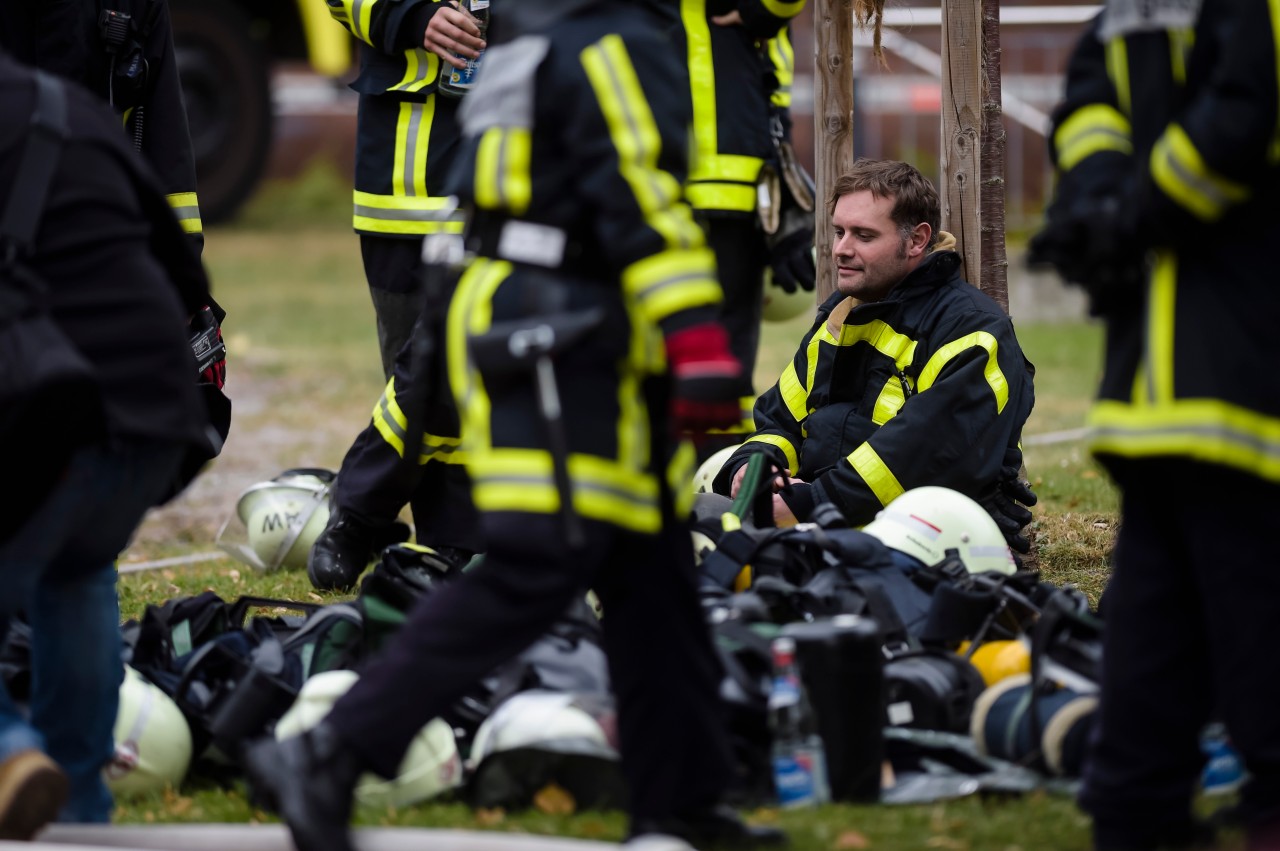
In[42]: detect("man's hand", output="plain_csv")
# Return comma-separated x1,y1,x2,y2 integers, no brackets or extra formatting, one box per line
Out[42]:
424,2,485,69
767,207,816,294
979,453,1038,553
772,494,798,527
729,462,794,497
711,10,743,25
665,322,743,433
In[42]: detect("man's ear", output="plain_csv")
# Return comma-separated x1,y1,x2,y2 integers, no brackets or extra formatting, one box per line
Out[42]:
908,222,932,257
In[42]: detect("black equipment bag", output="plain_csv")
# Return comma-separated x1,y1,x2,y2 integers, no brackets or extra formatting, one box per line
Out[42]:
0,71,104,544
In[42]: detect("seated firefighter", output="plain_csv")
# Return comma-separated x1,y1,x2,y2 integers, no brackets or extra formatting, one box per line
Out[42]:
711,158,1037,551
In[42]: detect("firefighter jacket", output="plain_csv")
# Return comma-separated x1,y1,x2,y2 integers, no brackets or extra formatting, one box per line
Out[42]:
1049,0,1280,485
713,251,1036,526
443,1,725,533
326,0,462,236
1,0,202,242
641,0,805,215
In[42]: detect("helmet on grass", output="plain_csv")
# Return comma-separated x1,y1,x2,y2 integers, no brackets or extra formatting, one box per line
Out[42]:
216,469,335,572
862,486,1015,575
104,666,193,797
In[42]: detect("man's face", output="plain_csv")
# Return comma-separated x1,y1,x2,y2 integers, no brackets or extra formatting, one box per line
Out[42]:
831,190,929,301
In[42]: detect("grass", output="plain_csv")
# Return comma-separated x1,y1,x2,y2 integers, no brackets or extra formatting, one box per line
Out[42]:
106,171,1161,847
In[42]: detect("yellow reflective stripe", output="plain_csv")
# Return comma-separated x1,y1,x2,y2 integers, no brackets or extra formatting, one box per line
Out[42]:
847,442,904,507
167,192,202,234
1146,251,1177,404
621,248,720,325
698,394,758,436
745,433,800,475
1054,104,1133,171
669,440,697,518
371,377,465,464
581,35,700,250
1088,398,1280,484
474,127,532,214
325,0,373,44
777,362,809,423
1151,124,1251,221
768,31,794,108
1104,37,1131,117
690,153,766,185
1270,0,1280,159
469,449,662,533
389,48,438,92
872,376,906,426
682,0,718,172
391,101,434,197
352,189,464,234
1168,27,1193,84
686,183,758,212
761,0,805,19
838,319,917,363
917,331,1009,413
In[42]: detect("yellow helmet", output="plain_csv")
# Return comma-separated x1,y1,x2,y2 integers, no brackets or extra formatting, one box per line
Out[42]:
963,639,1032,687
862,486,1016,575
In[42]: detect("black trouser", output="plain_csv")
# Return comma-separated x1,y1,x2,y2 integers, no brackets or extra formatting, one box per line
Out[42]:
327,510,734,821
331,309,481,555
1079,459,1280,848
698,214,769,461
360,235,426,381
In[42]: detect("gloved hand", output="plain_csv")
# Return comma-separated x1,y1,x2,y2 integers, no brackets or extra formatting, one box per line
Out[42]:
979,449,1038,554
766,206,816,294
189,304,227,389
664,321,743,433
1027,177,1146,317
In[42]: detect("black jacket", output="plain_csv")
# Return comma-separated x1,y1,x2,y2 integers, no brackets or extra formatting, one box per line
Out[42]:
1049,0,1280,484
0,0,203,244
0,53,213,455
715,251,1036,526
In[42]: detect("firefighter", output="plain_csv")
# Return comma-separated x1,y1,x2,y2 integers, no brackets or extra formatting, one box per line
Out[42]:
0,0,203,248
243,1,784,848
712,159,1037,552
327,0,481,377
0,50,218,832
1029,0,1280,845
304,0,490,590
642,0,813,460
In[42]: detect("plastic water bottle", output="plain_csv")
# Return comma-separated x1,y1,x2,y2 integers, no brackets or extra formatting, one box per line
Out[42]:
1200,722,1245,796
769,636,830,807
437,0,488,100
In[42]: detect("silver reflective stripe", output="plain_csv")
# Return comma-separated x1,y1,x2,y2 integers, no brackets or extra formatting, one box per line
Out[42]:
353,204,459,222
403,102,423,197
459,36,548,133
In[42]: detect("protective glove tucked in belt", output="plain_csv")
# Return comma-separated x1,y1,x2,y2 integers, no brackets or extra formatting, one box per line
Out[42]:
766,206,816,294
189,304,227,390
664,321,743,433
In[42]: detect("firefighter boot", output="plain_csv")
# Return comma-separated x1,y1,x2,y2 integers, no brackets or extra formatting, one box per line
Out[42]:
307,506,409,592
243,723,361,851
629,804,788,848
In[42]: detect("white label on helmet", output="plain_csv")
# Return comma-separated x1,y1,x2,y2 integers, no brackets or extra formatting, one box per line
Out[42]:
887,701,915,726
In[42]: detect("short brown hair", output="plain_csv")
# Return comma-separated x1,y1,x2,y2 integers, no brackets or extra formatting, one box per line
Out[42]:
828,159,940,247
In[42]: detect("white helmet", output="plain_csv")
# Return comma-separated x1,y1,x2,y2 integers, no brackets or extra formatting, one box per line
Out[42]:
216,469,334,572
275,670,462,808
468,690,618,772
862,486,1015,575
762,267,816,323
104,666,193,798
692,444,741,495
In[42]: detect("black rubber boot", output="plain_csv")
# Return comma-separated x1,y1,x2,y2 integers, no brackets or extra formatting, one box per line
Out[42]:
307,507,408,592
243,724,363,851
629,804,788,849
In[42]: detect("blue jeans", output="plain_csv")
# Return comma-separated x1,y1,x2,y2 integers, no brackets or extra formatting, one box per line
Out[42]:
0,437,185,822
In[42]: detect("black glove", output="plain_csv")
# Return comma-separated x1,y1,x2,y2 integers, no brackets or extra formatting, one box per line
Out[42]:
766,206,816,294
1027,178,1146,317
979,449,1038,554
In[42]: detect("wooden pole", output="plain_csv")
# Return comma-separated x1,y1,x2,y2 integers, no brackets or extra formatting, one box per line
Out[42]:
813,0,856,303
939,0,983,284
979,0,1010,310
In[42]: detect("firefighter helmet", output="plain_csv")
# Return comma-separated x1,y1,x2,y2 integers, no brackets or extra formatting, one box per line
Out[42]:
104,666,194,798
275,670,462,808
692,444,741,494
216,469,335,572
862,486,1016,575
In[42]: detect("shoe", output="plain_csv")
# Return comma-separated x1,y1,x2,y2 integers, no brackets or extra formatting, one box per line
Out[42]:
0,749,68,840
308,507,409,592
242,724,362,851
629,804,788,849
